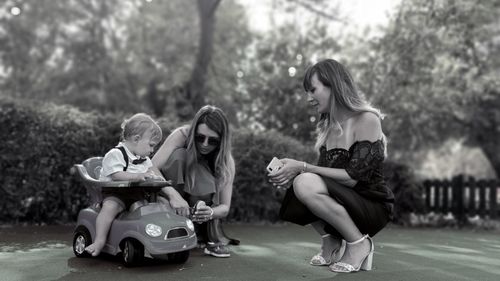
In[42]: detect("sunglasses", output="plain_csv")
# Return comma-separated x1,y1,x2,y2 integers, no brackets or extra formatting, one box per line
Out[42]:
195,134,220,146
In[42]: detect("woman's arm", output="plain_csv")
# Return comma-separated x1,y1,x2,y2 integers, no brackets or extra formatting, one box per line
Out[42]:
211,155,235,218
269,112,383,187
191,183,232,222
152,126,189,173
212,179,233,219
192,156,235,221
268,159,357,187
152,126,191,216
302,164,356,186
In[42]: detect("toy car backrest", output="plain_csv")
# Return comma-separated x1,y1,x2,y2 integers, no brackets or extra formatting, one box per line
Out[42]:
74,157,104,204
82,157,103,179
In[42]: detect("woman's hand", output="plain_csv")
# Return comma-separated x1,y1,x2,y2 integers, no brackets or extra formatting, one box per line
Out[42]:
267,158,303,188
168,193,190,217
191,202,214,223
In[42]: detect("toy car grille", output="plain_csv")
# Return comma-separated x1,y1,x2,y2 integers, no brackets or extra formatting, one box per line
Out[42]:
166,227,188,239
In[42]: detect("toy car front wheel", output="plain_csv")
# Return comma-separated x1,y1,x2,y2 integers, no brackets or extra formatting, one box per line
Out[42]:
167,250,190,264
122,239,144,267
73,226,91,257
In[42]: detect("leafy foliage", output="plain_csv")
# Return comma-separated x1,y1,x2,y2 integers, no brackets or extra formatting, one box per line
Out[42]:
0,97,119,223
0,0,251,119
236,21,341,142
353,0,500,173
230,128,317,222
384,161,425,224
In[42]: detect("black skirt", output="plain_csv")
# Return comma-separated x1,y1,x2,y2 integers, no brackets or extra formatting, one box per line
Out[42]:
280,176,391,238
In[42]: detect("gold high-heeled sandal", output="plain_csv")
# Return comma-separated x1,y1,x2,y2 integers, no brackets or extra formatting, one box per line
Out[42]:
330,234,374,273
310,235,345,266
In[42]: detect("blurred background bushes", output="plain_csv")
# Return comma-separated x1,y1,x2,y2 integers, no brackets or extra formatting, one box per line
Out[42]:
0,98,423,224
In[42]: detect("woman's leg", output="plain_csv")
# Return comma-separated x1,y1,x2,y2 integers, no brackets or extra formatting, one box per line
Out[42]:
310,221,344,265
85,200,124,256
293,173,371,268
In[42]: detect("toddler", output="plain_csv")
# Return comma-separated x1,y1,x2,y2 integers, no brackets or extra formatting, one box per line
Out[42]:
85,113,163,256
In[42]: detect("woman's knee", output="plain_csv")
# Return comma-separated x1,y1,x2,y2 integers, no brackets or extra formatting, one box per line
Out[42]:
293,172,324,200
293,173,344,208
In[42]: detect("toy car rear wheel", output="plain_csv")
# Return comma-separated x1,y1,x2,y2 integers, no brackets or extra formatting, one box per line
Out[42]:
122,239,144,267
167,250,190,264
73,226,91,257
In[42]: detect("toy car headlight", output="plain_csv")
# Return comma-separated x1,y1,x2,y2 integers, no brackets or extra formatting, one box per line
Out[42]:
186,219,195,231
145,224,162,237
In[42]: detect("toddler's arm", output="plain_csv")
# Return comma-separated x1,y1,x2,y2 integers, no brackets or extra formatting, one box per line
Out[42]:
110,171,152,182
146,167,168,181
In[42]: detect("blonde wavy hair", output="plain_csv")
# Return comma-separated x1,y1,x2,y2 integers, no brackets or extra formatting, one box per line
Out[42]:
121,113,162,143
185,105,235,193
303,59,386,151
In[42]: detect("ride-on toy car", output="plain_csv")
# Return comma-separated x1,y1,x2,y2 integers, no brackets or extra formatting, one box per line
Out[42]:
72,157,197,266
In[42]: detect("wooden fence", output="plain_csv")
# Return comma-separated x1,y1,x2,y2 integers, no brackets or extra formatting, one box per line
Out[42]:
423,175,499,223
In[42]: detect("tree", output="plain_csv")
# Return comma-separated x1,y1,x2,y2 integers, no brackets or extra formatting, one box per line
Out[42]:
123,0,199,118
235,0,346,142
356,0,500,174
171,0,219,120
0,0,252,120
0,0,142,112
203,0,253,123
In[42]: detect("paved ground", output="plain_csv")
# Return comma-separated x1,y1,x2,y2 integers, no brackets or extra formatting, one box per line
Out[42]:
1,223,500,281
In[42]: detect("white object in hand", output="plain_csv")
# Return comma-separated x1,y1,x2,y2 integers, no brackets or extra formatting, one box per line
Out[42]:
266,157,284,174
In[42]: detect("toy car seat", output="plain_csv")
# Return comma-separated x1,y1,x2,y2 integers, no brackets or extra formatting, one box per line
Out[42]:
73,157,168,210
73,157,104,208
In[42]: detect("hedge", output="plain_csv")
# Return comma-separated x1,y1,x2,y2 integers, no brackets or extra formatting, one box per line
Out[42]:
0,97,422,224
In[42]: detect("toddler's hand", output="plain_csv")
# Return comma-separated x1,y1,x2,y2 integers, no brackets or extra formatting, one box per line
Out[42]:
135,172,153,181
150,175,167,181
143,171,157,180
133,174,145,181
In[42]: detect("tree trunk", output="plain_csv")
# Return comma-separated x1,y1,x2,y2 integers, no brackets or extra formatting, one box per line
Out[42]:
176,0,220,120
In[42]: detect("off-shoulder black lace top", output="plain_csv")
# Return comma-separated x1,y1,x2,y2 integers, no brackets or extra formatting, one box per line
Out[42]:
318,139,395,206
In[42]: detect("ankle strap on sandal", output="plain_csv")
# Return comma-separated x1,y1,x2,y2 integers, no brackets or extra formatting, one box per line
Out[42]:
346,234,369,245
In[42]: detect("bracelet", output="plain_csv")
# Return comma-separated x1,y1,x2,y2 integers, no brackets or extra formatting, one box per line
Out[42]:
208,207,214,219
301,162,307,173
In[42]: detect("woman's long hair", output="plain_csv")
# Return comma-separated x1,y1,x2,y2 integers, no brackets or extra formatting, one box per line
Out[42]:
303,59,386,151
185,105,235,193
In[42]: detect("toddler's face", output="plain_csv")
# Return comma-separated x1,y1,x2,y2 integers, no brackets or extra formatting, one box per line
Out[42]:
132,129,158,157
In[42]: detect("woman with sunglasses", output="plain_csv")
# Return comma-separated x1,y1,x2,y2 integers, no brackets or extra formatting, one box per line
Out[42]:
152,105,237,257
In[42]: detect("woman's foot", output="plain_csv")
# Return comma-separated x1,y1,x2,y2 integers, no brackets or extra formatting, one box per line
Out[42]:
85,240,105,257
310,235,344,266
204,242,230,258
330,235,374,273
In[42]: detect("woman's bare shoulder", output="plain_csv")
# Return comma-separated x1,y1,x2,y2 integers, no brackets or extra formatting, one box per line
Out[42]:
352,112,382,141
175,124,191,138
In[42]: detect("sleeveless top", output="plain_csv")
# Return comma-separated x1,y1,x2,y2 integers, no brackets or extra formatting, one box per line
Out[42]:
318,139,394,212
176,125,218,198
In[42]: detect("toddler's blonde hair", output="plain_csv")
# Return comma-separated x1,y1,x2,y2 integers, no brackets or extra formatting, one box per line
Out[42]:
121,113,162,142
